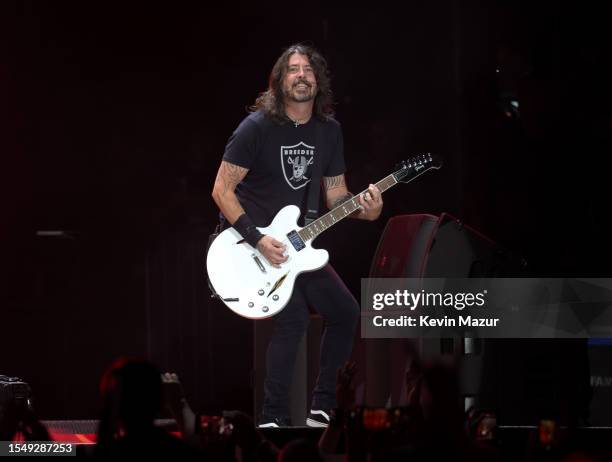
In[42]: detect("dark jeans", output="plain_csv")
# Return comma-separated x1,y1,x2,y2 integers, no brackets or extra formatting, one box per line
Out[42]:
262,264,359,419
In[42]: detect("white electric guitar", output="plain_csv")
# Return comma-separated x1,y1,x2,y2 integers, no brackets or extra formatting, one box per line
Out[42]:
206,153,442,319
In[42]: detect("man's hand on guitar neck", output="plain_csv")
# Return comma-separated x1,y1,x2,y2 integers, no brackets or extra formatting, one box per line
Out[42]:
257,235,288,268
325,175,383,222
356,184,383,221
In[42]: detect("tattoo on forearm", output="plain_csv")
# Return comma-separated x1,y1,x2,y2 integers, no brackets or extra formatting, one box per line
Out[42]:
330,192,354,209
323,175,346,191
214,161,248,196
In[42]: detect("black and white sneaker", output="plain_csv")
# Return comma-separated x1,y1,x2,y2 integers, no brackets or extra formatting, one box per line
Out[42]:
258,415,291,428
306,410,330,428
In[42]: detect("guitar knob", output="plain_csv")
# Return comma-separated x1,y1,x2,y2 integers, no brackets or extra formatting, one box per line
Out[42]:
258,289,264,295
262,306,269,313
272,295,279,301
248,302,254,308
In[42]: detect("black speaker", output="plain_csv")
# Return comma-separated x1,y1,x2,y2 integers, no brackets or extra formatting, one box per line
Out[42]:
363,213,525,411
364,214,595,426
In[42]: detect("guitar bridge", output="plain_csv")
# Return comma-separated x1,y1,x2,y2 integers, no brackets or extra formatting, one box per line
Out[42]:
252,254,267,273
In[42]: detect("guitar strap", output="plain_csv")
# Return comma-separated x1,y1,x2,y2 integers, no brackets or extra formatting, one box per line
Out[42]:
304,119,323,226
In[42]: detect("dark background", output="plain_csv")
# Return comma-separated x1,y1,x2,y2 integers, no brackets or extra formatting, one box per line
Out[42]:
2,1,611,420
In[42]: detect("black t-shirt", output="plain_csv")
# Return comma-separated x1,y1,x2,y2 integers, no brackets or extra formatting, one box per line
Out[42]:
222,110,346,227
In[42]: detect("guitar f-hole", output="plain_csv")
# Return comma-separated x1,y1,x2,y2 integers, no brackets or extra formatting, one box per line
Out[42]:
268,272,289,298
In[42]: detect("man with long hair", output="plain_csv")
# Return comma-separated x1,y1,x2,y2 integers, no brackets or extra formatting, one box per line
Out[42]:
212,43,383,427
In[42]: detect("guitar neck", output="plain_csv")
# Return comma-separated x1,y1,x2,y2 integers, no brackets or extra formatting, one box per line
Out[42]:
298,174,398,243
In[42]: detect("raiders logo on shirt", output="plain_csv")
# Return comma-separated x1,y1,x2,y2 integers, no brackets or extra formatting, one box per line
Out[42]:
280,142,315,190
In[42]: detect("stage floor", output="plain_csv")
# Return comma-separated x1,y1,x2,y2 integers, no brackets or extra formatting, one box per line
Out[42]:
40,419,612,452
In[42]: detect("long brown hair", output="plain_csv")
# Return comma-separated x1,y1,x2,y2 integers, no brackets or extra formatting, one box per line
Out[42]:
250,43,335,123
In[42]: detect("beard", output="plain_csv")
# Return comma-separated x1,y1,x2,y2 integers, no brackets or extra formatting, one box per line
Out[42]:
283,79,316,102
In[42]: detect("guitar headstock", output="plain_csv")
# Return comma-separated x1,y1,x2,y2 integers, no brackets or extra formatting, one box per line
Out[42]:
394,153,442,183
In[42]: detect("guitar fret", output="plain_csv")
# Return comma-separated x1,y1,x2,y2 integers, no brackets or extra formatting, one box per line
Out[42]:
297,173,404,243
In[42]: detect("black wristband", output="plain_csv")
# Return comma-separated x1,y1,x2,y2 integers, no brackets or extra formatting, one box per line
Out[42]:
233,213,264,248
